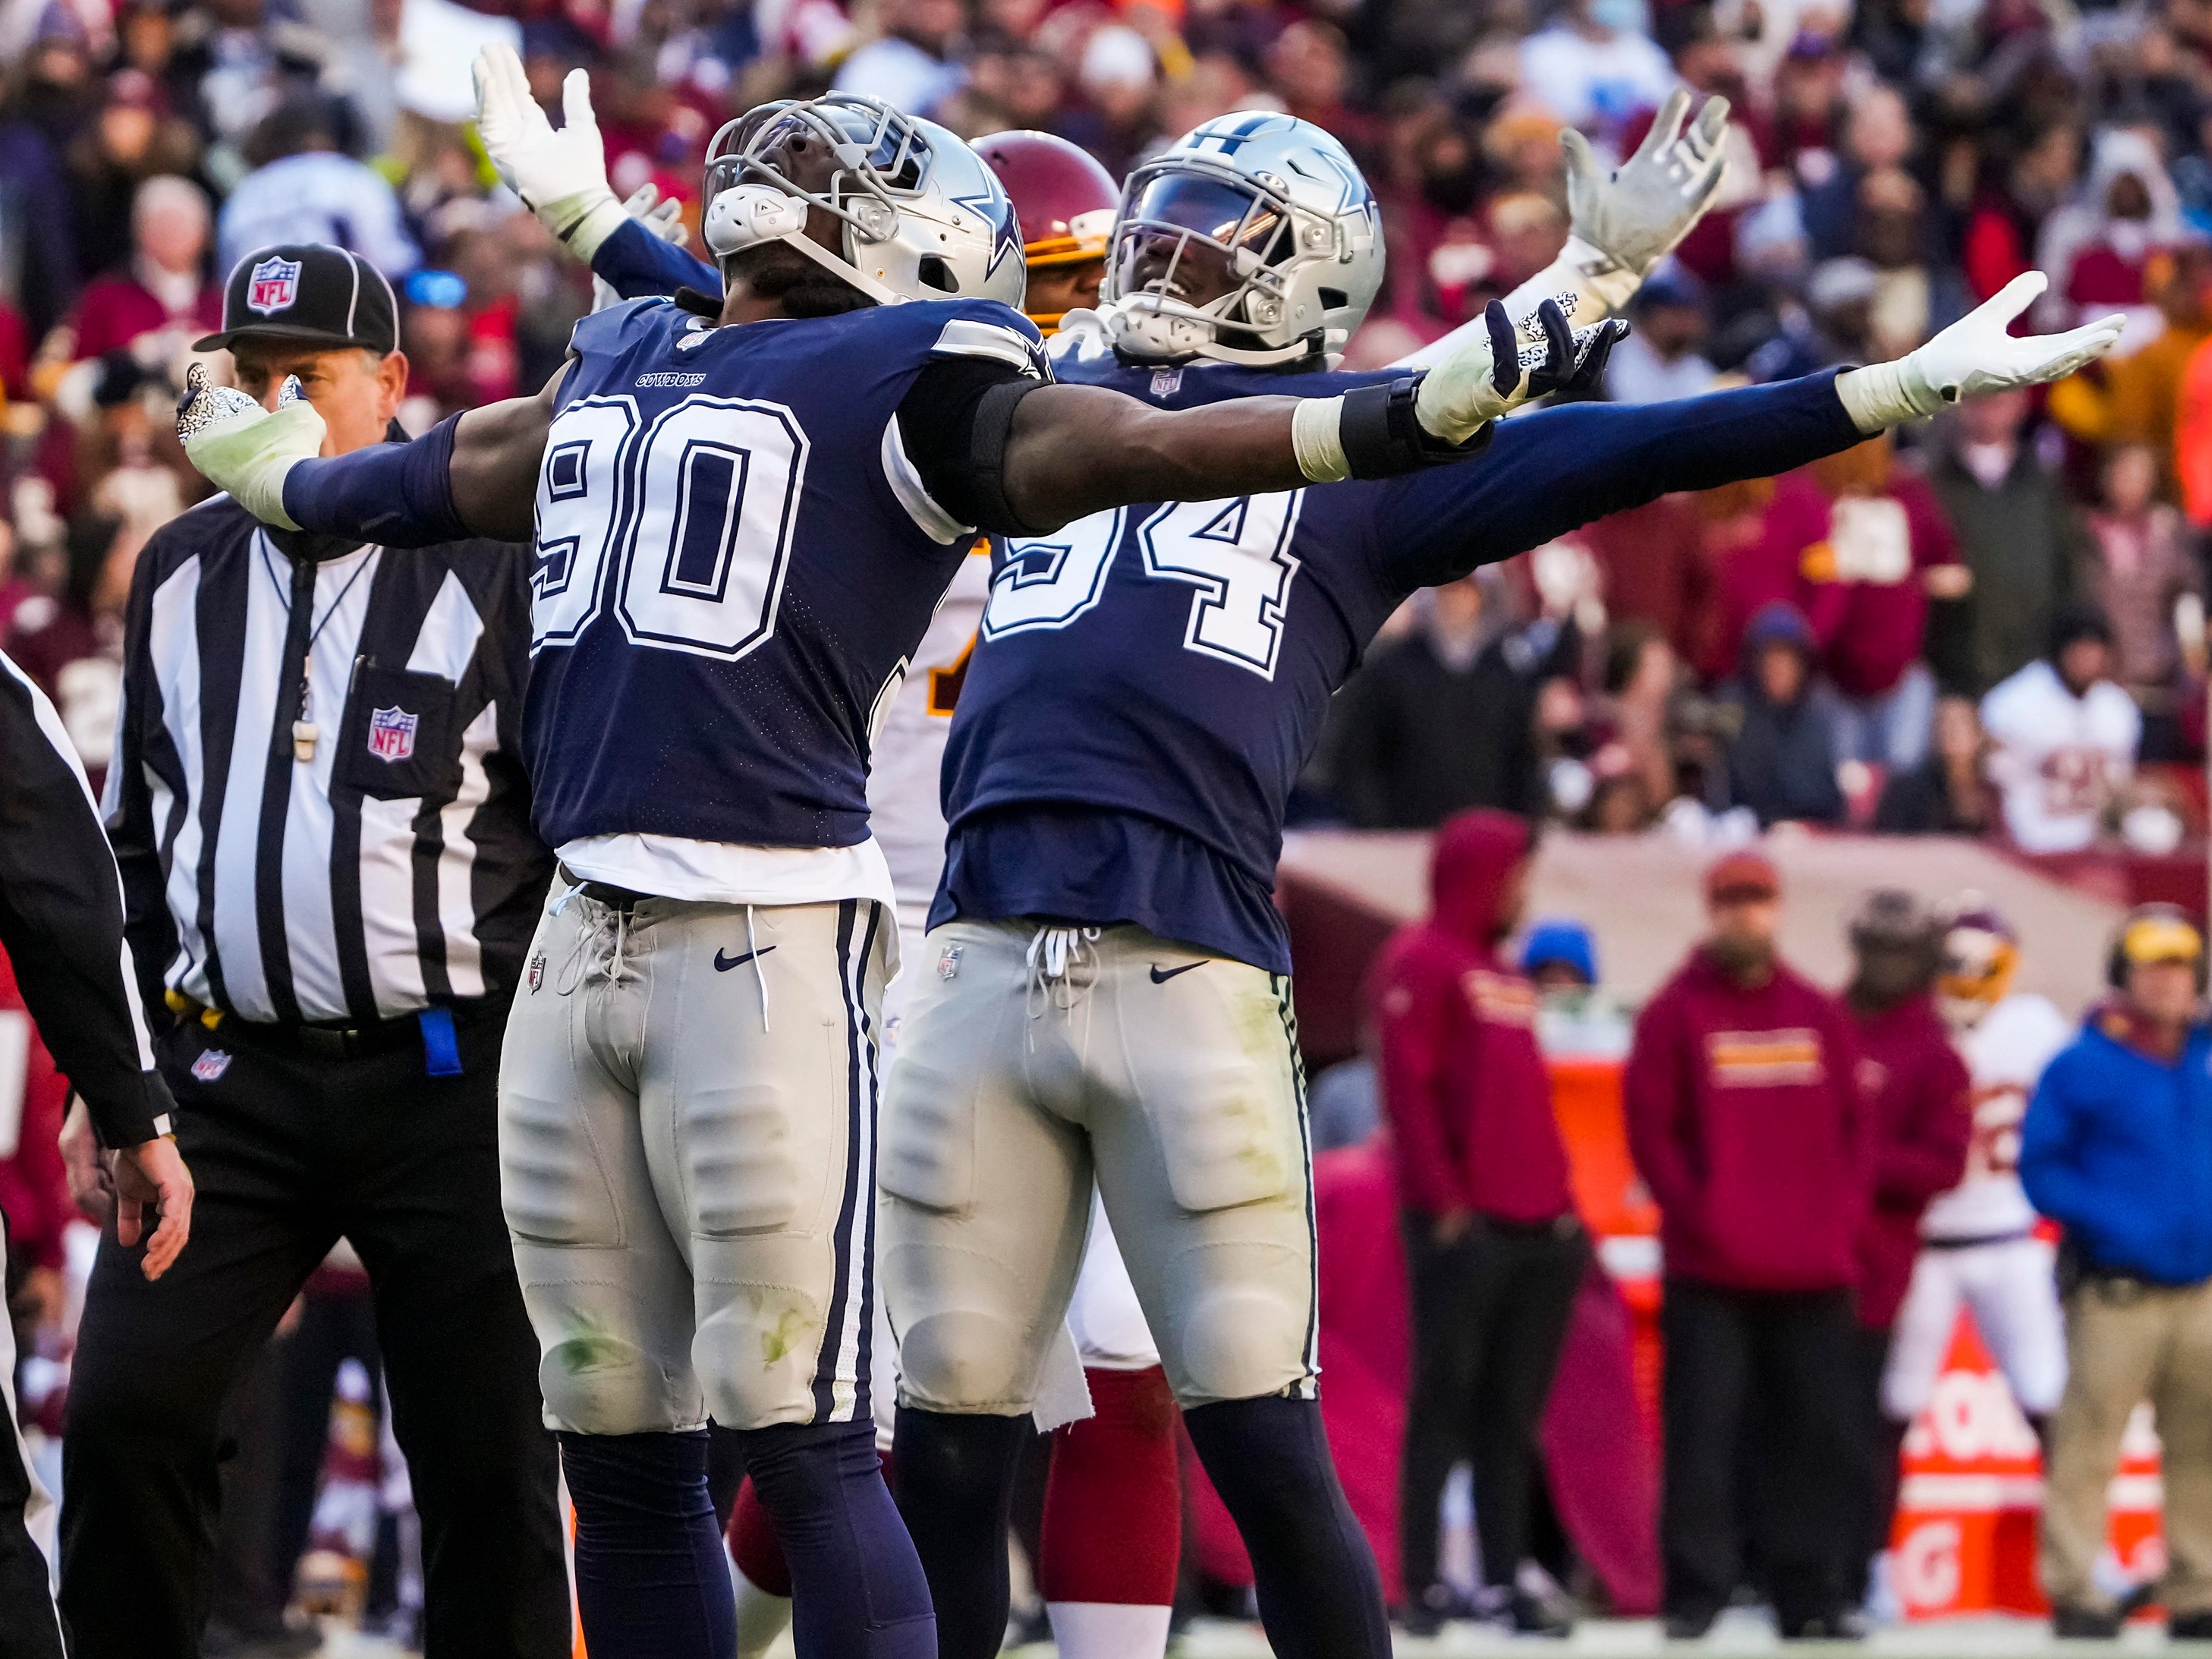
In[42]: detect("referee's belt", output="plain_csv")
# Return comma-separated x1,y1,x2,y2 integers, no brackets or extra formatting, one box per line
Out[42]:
166,992,471,1062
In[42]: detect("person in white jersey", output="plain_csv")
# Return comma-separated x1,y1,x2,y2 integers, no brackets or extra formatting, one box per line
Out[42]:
1883,898,2072,1439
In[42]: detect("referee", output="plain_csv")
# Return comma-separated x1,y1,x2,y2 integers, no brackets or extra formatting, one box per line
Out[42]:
57,245,568,1659
0,647,192,1659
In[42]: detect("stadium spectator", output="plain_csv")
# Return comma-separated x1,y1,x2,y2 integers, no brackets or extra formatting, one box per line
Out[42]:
65,68,203,282
832,0,966,118
1518,0,1675,142
1369,811,1586,1636
1626,848,1871,1640
1331,575,1567,827
2077,441,2204,758
1603,268,1716,404
1980,604,2141,852
1713,602,1845,828
2052,243,2212,480
1874,695,1999,835
216,94,419,281
1760,435,1962,774
1840,891,1971,1606
1578,496,1713,668
1922,389,2088,698
49,172,218,370
2023,905,2212,1641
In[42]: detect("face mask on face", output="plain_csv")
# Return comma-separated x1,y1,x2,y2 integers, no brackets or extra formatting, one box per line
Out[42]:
1707,931,1776,981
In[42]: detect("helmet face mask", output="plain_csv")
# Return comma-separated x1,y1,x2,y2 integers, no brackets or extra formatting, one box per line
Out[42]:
972,129,1119,330
1937,915,2020,1028
1098,113,1383,367
703,93,1025,311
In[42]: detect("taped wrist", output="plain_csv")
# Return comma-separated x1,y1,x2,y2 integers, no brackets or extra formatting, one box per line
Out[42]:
1332,376,1493,478
1834,357,1944,434
281,415,473,549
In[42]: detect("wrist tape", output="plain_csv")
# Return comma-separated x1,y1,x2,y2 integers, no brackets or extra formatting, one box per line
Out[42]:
1292,376,1494,483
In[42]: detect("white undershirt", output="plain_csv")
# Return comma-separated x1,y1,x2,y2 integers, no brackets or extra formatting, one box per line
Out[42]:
557,833,898,917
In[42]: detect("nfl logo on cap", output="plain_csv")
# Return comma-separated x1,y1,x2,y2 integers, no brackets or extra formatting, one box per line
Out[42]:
367,706,418,762
246,255,302,316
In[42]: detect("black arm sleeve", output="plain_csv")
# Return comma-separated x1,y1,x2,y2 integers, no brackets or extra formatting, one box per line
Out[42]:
895,356,1051,537
0,651,173,1147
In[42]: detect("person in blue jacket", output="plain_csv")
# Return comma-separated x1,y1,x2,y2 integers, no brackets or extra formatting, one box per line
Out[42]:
2022,904,2212,1642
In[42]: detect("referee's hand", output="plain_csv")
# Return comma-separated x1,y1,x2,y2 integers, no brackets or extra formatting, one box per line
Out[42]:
112,1136,194,1280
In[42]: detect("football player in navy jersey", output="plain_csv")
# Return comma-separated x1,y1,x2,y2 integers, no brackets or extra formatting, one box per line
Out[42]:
175,58,1631,1659
577,109,2129,1658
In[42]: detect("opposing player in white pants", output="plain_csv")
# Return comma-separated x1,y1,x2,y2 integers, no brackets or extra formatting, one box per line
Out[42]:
1883,899,2073,1434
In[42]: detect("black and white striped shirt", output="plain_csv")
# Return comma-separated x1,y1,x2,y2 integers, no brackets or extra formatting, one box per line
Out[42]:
103,496,552,1026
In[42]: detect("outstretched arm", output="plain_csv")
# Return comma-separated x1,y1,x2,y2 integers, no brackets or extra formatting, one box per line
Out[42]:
986,299,1622,532
176,362,561,550
1374,272,2125,590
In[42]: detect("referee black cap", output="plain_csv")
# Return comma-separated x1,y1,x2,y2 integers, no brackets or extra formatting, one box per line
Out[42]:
194,244,401,356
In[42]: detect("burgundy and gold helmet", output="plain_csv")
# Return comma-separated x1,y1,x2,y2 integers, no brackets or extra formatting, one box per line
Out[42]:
972,130,1118,328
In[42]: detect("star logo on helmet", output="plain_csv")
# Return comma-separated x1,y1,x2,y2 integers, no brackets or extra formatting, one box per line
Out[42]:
955,193,1023,280
1285,146,1371,221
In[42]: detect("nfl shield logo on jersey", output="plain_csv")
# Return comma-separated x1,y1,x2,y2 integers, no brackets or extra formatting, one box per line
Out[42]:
527,952,546,993
936,944,963,981
367,706,418,763
246,256,302,315
190,1048,232,1082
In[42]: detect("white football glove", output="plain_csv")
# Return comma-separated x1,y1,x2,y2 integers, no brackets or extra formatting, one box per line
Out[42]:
1395,90,1730,370
474,42,627,260
1563,88,1732,281
1836,272,2127,433
176,363,323,529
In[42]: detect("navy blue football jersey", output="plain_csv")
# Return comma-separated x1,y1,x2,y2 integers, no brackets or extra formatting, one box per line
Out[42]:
525,294,1047,852
933,348,1860,971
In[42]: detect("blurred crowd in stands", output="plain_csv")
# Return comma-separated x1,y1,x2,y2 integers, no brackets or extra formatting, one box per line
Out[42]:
1,0,2211,852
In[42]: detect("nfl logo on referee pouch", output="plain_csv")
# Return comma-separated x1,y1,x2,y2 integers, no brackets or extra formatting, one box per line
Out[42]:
245,255,301,315
367,706,418,763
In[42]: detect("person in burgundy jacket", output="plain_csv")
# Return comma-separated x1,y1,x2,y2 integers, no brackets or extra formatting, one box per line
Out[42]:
1368,811,1587,1637
1839,889,1971,1604
1625,847,1874,1641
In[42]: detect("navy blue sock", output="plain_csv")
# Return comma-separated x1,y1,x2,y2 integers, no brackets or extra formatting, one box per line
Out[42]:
558,1429,737,1659
1183,1396,1392,1659
889,1407,1027,1659
738,1418,934,1659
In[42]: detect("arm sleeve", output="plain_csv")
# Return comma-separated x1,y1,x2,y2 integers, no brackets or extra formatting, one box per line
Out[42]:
894,355,1049,537
0,651,172,1148
102,552,180,1019
1370,953,1472,1214
589,215,722,303
1371,370,1865,592
1624,993,1700,1214
279,414,474,550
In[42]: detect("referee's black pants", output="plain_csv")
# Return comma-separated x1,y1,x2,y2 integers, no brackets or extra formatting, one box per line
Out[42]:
1397,1212,1589,1602
1659,1278,1866,1632
58,1006,569,1659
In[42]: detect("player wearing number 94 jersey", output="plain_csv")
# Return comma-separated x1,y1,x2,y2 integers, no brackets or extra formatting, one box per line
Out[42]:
175,62,1653,1659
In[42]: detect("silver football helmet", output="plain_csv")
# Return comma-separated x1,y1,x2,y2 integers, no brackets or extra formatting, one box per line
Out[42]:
702,93,1025,310
1099,112,1383,367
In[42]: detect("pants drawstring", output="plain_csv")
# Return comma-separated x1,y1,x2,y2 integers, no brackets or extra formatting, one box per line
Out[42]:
746,903,770,1031
1024,924,1100,1037
557,894,637,996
